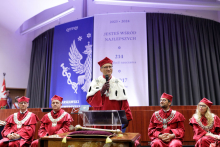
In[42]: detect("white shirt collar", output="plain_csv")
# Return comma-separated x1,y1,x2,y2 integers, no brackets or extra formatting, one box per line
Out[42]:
163,108,170,113
20,109,27,114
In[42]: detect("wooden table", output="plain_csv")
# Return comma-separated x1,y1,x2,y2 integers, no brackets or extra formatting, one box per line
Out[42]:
39,132,141,147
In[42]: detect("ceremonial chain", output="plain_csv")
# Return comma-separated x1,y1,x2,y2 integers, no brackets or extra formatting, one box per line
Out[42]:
194,115,214,132
155,110,176,129
48,111,67,127
14,112,32,129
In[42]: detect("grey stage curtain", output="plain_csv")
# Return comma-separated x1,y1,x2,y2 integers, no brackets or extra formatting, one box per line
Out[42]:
147,13,220,105
26,28,54,108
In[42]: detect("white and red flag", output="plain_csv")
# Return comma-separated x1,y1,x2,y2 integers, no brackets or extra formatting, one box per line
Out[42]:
0,74,7,107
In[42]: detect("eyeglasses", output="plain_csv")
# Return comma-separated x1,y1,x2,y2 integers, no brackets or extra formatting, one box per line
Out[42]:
19,102,28,105
198,104,207,108
160,99,167,102
102,66,113,69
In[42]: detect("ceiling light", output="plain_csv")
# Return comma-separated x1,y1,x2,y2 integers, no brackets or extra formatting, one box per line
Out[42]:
21,7,75,35
93,0,220,11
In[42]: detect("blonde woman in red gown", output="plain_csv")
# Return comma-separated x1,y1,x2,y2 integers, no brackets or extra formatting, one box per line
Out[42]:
189,98,220,147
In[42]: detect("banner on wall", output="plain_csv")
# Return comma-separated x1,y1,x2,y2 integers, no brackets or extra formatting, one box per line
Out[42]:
50,17,93,108
93,12,148,106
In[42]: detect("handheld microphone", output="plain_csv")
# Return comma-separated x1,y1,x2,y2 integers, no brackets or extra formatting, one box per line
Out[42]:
105,75,109,82
105,75,109,93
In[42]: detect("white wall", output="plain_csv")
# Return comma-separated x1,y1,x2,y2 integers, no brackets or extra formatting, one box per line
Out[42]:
0,0,219,89
0,24,32,88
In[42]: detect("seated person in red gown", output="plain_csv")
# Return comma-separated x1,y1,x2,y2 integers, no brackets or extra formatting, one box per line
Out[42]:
0,96,39,147
86,57,133,129
189,98,220,147
31,95,73,147
148,93,185,147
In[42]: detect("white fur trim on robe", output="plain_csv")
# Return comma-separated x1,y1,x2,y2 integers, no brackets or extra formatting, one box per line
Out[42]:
86,76,128,101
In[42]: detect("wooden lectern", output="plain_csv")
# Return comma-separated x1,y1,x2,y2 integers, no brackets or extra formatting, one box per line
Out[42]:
39,132,141,147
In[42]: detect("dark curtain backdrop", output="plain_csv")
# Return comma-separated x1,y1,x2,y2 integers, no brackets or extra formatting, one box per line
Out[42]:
147,13,220,105
27,28,54,108
27,13,220,107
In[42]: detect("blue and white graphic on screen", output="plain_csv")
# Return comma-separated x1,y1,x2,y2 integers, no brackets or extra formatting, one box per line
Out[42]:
50,17,94,108
61,40,92,93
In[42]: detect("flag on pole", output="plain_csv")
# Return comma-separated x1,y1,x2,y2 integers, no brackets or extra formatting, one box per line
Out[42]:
0,73,7,108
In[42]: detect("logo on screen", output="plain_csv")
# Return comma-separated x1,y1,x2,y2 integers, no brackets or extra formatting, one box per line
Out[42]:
61,40,92,94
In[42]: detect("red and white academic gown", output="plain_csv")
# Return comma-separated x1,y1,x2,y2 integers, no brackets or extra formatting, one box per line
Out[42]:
86,76,133,129
31,109,73,147
189,114,220,147
0,110,39,147
148,109,185,147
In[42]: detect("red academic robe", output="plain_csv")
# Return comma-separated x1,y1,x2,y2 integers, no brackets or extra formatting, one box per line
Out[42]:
148,109,185,147
189,115,220,147
87,91,132,120
31,109,73,147
87,90,133,128
0,110,39,147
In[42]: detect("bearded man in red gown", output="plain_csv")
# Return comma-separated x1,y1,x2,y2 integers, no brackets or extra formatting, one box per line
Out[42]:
86,57,133,129
0,96,39,147
190,98,220,147
148,93,185,147
31,95,73,147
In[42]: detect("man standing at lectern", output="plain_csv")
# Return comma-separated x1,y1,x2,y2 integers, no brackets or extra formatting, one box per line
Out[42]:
0,96,39,147
148,93,185,147
31,95,73,147
86,57,133,129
